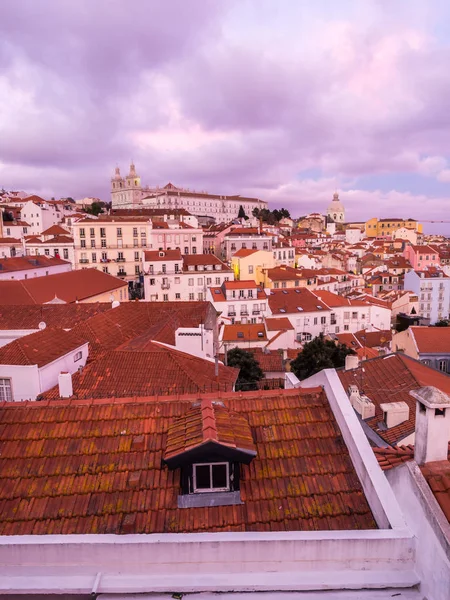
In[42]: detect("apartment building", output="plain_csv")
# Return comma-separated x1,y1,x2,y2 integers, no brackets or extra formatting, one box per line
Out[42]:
142,250,231,302
223,227,272,260
206,280,269,324
403,244,440,271
230,248,275,282
72,215,203,282
404,268,450,324
365,217,422,238
20,197,60,236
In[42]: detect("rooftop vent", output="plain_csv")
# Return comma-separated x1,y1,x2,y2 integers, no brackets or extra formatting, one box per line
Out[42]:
347,385,376,420
296,306,304,311
237,332,244,338
279,308,286,313
257,332,264,338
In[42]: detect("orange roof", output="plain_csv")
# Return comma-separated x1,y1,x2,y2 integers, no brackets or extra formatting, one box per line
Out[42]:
233,248,259,258
41,224,70,236
144,249,182,262
338,353,450,445
0,269,127,304
0,237,21,244
222,323,267,342
42,346,238,399
0,255,69,273
183,254,229,268
248,348,285,372
268,288,329,314
410,326,450,354
164,397,256,465
0,387,376,534
0,303,111,329
355,329,392,348
265,317,294,331
0,327,87,367
224,280,258,289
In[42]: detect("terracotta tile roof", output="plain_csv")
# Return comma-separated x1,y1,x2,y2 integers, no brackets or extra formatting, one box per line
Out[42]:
0,255,69,273
41,224,70,236
265,317,294,331
43,235,74,244
0,303,111,330
421,460,450,522
0,269,127,304
164,398,256,465
0,327,87,367
233,248,259,258
0,387,376,535
183,254,229,268
265,266,309,282
0,237,21,244
144,249,182,262
222,324,267,342
338,353,450,445
227,228,266,236
224,280,258,289
42,346,238,399
355,330,392,348
409,326,450,354
268,288,329,314
373,445,415,470
248,348,285,372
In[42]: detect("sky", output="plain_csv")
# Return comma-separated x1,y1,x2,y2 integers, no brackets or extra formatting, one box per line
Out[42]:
1,0,450,232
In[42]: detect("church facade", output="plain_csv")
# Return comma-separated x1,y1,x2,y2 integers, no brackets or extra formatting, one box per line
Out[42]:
326,192,345,223
111,164,267,223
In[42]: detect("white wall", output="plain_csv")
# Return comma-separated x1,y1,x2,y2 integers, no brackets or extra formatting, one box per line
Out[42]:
0,329,38,348
38,343,89,396
0,262,71,281
386,462,450,600
175,327,215,359
0,364,40,401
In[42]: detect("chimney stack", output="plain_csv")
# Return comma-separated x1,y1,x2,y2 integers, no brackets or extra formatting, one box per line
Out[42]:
345,354,359,371
410,386,450,465
58,372,73,399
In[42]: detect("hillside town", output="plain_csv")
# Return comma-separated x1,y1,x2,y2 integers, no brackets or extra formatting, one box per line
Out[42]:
0,166,450,598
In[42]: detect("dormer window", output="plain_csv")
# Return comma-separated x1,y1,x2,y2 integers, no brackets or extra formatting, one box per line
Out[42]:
193,462,229,492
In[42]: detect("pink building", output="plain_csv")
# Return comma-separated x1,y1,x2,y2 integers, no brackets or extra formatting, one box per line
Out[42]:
403,244,440,271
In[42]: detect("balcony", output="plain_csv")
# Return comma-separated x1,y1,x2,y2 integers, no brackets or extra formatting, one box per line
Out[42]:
252,310,260,315
100,258,110,263
79,259,89,264
240,311,249,316
228,312,236,317
116,258,126,262
161,283,171,290
117,271,127,277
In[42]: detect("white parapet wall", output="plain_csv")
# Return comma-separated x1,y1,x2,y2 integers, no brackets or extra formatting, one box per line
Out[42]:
0,530,418,595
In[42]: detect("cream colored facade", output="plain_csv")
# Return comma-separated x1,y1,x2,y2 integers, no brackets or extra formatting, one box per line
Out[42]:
72,216,203,282
391,328,419,359
365,217,423,238
79,285,129,304
231,250,275,282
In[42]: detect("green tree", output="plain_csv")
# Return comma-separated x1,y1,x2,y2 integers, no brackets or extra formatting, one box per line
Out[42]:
238,205,247,219
252,207,260,218
435,320,449,327
86,202,104,216
226,348,264,391
290,334,356,380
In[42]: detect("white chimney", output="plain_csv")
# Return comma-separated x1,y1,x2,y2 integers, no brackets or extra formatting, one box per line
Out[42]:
347,385,375,419
58,372,73,399
410,386,450,465
379,401,409,429
345,355,359,371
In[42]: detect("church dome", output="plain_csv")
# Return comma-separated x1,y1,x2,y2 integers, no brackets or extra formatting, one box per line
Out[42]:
327,192,344,213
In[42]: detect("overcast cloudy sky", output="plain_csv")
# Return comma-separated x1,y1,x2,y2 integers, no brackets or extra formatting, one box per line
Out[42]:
1,0,450,231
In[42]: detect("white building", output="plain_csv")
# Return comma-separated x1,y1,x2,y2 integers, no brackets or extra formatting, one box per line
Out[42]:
206,280,269,324
143,250,232,302
111,163,267,222
0,255,72,280
223,227,272,260
0,327,88,401
404,268,450,324
20,197,60,236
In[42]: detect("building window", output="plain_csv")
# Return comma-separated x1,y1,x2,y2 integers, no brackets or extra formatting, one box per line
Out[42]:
192,247,197,254
197,277,203,285
163,294,169,302
90,228,95,237
150,278,155,286
352,312,358,319
102,267,109,273
175,293,181,299
74,351,82,362
91,240,96,248
100,228,106,238
79,228,85,238
44,249,50,256
133,228,138,237
189,278,194,286
80,240,86,248
135,265,140,275
117,228,122,237
321,316,326,324
439,360,447,372
248,266,254,274
63,249,69,259
193,462,229,493
101,239,106,248
344,325,349,331
189,293,195,300
0,378,12,402
184,247,189,254
92,253,97,263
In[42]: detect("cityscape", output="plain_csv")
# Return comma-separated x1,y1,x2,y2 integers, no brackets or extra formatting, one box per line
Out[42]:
1,1,450,599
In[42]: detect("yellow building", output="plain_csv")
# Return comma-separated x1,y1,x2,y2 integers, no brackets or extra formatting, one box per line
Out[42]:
365,217,423,238
231,248,275,283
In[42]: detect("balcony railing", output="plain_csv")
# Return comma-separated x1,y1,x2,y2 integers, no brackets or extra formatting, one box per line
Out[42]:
240,311,249,316
161,283,171,290
116,258,126,262
79,259,89,264
252,310,260,315
117,271,127,277
228,312,236,316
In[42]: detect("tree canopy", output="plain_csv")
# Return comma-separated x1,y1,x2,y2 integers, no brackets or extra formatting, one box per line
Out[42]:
290,334,356,380
237,205,248,220
85,201,105,216
252,207,291,223
226,348,264,391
